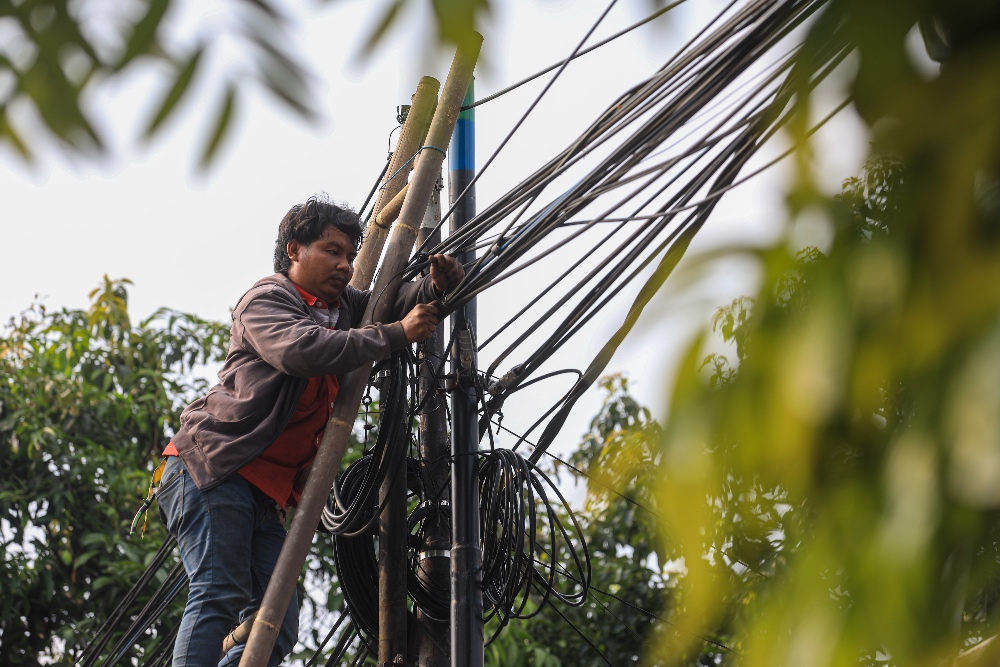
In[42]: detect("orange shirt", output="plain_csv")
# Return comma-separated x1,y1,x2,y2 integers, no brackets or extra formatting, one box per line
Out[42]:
164,283,340,509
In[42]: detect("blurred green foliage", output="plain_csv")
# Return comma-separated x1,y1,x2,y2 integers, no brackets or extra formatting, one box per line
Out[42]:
652,1,1000,665
0,0,499,168
0,0,314,167
360,0,488,61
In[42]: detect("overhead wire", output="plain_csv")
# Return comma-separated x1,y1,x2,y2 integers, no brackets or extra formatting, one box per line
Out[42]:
401,0,852,469
414,0,625,251
460,0,685,112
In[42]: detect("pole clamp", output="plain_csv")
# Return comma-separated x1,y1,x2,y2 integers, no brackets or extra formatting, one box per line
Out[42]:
456,328,477,387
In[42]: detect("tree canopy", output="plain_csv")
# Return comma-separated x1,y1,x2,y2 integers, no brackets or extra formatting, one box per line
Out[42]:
0,276,228,663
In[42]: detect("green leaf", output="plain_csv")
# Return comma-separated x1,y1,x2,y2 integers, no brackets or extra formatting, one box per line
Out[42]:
359,0,406,58
258,53,315,121
74,551,100,568
143,46,204,140
0,107,33,162
198,84,237,170
117,0,172,70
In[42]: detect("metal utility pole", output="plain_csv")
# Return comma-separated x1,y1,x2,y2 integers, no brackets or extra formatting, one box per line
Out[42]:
239,36,482,667
449,81,484,667
416,177,451,667
378,373,409,665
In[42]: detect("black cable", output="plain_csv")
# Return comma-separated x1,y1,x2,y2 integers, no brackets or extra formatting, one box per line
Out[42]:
477,448,591,645
415,0,625,252
303,609,351,667
492,418,770,580
461,1,684,112
140,622,178,667
358,151,393,225
101,561,187,667
77,536,178,667
322,352,410,536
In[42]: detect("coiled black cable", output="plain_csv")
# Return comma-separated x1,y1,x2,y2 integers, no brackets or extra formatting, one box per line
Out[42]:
322,351,410,536
478,448,591,644
330,455,424,643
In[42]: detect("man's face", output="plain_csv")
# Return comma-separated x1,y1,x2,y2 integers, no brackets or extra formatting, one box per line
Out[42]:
287,226,357,303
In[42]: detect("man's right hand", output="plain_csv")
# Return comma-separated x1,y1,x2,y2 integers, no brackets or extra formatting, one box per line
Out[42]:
401,302,440,343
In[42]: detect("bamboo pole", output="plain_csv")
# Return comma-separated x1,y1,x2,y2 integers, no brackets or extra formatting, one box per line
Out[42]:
351,77,439,291
238,37,481,667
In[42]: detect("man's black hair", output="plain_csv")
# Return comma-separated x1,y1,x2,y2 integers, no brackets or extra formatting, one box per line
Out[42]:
273,194,365,275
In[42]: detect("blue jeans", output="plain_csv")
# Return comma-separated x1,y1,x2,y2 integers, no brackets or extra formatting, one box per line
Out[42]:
157,455,299,667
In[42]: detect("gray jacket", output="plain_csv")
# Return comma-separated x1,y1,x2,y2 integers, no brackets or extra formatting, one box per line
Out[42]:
171,272,437,490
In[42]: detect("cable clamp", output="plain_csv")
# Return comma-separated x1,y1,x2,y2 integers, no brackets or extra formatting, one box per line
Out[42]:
457,329,476,375
419,550,451,561
487,363,525,397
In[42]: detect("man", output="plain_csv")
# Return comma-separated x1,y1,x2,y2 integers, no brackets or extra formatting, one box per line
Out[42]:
156,194,464,667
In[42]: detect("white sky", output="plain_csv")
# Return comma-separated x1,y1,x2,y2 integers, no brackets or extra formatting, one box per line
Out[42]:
0,0,868,459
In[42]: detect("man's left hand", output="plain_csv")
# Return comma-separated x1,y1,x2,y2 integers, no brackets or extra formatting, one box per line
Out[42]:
429,254,465,294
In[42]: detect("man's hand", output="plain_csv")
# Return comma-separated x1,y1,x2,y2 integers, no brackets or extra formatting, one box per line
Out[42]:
429,254,465,295
401,302,440,343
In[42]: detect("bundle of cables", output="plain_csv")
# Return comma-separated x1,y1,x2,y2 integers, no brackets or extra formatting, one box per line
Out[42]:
402,0,852,464
319,348,591,647
329,454,424,644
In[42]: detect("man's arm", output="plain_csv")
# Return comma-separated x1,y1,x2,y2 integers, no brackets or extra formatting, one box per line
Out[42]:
236,285,407,378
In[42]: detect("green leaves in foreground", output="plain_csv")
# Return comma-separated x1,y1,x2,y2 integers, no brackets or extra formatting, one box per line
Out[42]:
652,1,1000,663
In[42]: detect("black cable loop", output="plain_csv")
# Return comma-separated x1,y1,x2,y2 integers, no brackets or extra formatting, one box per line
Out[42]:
476,447,591,645
323,353,408,534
